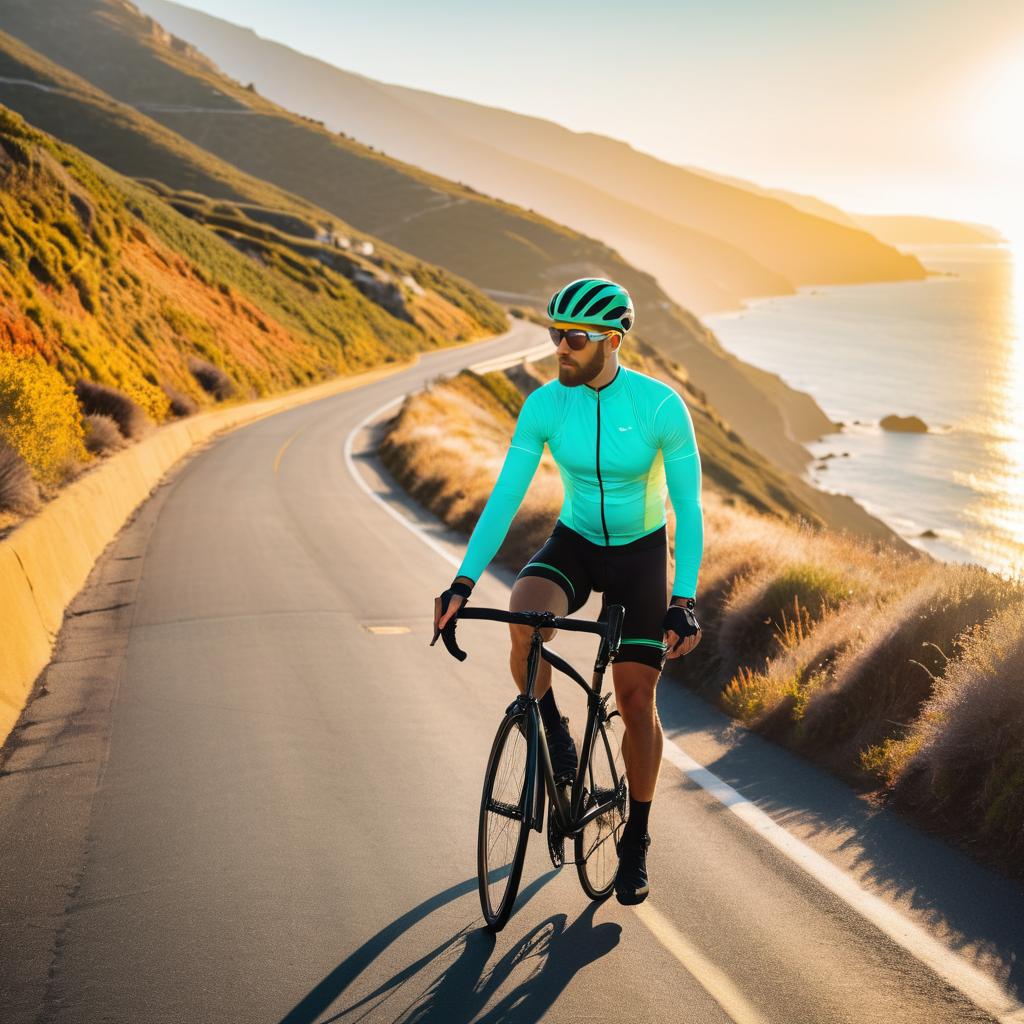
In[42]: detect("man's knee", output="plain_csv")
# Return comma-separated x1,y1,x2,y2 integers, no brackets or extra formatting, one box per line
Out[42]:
509,621,556,649
613,663,659,725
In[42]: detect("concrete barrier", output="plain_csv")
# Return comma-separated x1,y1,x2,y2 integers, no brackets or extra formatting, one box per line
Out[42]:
0,358,414,744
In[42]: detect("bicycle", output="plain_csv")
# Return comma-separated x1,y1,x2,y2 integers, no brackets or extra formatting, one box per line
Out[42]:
437,603,628,932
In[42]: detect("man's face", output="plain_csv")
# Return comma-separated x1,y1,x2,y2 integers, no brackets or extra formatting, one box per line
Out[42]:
555,326,614,387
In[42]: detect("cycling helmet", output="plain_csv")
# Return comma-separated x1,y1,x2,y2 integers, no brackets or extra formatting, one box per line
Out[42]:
547,278,634,334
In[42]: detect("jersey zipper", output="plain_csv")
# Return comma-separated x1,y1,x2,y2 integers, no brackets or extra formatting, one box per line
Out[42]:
595,391,610,545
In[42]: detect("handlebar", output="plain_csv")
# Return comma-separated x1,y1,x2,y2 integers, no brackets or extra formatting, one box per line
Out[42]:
432,604,624,662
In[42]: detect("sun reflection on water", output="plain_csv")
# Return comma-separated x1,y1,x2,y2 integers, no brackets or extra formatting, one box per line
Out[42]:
970,228,1024,579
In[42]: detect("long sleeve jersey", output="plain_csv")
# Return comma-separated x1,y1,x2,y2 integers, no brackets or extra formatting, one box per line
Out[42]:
456,365,703,597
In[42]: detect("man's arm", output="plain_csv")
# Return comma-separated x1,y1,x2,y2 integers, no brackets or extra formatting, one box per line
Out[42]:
654,390,704,600
454,389,548,588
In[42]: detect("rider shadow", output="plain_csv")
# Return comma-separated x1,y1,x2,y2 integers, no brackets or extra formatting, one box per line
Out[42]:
278,871,621,1024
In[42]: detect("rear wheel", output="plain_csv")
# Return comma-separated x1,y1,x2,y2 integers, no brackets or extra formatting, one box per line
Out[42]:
478,707,535,930
574,715,627,900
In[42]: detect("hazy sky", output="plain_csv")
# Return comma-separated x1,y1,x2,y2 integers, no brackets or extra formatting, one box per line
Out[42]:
168,0,1024,230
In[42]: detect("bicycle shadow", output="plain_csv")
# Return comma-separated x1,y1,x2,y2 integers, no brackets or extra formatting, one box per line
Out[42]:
278,871,621,1024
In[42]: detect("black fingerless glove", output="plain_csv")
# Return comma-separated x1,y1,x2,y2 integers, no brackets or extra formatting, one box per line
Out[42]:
440,579,473,616
431,580,473,660
662,602,700,653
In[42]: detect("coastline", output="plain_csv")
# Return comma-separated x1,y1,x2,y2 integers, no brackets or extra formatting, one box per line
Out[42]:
702,241,1024,581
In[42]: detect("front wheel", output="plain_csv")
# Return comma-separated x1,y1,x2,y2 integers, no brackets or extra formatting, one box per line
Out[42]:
574,715,627,900
478,706,535,930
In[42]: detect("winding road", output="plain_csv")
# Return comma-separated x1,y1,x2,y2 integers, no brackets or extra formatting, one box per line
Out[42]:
2,322,1023,1023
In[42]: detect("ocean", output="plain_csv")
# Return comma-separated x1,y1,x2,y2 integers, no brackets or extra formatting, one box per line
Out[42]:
704,243,1024,581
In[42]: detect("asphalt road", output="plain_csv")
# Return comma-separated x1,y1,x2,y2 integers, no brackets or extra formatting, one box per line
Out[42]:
2,321,1023,1023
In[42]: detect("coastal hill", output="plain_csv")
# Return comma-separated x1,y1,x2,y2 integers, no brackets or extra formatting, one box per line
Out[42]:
0,105,503,422
0,2,836,484
127,0,927,313
685,166,1003,246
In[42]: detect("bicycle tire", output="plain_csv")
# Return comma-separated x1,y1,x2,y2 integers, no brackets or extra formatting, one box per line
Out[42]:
574,716,627,900
478,706,536,930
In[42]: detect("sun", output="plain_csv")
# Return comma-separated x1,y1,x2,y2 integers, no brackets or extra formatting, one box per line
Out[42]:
970,47,1024,171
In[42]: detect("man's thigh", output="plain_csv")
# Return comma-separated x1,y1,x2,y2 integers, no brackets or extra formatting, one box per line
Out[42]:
509,576,568,643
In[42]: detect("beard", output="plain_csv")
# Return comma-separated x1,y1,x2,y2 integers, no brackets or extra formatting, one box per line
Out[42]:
558,342,606,387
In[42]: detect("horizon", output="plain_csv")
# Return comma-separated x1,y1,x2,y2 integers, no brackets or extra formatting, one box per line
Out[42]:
149,0,1024,238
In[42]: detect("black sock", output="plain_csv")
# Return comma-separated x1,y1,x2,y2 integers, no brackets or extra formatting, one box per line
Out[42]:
624,797,651,843
539,688,564,734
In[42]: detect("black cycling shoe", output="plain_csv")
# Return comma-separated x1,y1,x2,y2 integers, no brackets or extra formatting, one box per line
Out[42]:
615,832,651,905
545,716,578,786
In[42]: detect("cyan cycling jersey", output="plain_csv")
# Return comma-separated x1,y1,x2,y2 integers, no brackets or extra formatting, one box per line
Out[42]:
457,365,703,597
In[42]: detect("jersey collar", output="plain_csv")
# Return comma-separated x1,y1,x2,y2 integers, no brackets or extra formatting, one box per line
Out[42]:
584,364,625,398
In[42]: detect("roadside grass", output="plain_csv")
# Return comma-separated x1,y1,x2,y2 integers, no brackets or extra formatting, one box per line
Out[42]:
380,362,1024,878
888,600,1024,869
0,438,40,514
75,379,152,440
83,413,126,455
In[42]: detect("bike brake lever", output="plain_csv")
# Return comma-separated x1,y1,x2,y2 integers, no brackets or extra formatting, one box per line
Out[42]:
431,620,467,661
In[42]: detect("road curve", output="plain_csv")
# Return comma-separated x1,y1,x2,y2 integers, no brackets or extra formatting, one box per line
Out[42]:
2,320,1022,1023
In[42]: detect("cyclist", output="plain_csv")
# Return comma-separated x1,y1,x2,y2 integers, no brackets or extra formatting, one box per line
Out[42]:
434,277,703,905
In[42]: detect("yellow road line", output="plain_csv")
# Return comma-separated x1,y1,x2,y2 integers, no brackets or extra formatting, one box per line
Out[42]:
273,429,303,475
634,902,768,1024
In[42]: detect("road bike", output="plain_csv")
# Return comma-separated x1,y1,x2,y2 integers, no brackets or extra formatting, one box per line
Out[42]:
438,604,628,932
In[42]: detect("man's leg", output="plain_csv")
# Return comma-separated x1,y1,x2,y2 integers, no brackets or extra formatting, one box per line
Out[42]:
612,658,662,904
508,575,578,783
612,660,663,803
507,575,567,698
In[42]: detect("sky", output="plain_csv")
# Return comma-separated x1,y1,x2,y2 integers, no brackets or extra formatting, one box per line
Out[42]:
166,0,1024,233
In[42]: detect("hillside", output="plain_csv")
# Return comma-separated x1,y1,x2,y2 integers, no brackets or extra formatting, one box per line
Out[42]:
852,215,1004,247
0,105,500,431
131,0,929,313
126,0,791,314
685,165,1004,246
0,0,845,490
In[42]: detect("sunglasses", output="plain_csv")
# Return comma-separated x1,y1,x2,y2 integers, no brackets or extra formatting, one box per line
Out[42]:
548,327,619,351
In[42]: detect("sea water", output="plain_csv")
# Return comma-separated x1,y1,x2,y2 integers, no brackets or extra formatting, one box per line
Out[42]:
704,244,1024,581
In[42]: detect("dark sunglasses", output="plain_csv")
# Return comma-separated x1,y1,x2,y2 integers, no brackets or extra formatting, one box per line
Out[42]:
548,327,619,351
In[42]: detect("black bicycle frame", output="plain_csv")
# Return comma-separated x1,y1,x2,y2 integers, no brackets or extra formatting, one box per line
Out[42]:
457,605,626,839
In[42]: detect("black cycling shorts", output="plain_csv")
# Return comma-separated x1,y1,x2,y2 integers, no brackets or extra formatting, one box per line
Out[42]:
516,520,668,670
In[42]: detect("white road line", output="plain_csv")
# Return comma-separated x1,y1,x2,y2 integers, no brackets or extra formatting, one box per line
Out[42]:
660,742,1024,1024
635,902,768,1024
343,393,1024,1024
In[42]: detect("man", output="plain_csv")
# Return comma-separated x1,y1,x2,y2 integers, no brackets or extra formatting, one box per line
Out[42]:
434,277,703,905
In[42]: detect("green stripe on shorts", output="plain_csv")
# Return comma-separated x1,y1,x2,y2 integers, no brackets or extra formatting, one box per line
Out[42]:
620,637,668,650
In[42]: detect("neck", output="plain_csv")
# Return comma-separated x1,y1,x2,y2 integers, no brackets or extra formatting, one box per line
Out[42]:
586,356,620,391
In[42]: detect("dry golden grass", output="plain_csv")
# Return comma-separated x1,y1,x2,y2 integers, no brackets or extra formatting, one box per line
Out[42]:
887,600,1024,872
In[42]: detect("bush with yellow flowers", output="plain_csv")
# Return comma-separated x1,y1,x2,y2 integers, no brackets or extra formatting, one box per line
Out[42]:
0,349,90,485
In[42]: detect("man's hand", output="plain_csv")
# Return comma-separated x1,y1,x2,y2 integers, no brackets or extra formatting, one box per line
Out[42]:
432,577,474,644
663,598,701,661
